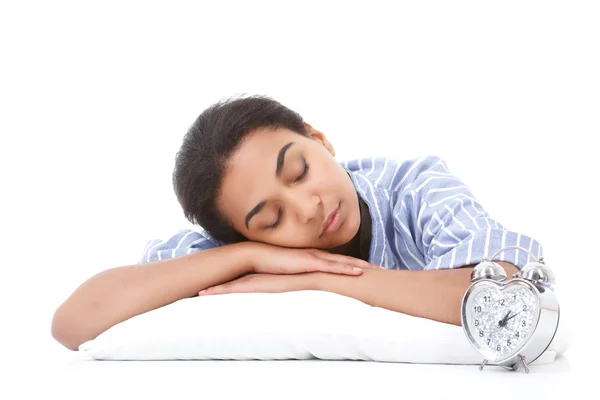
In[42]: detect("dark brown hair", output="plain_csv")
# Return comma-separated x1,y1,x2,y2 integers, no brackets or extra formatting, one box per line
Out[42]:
173,94,309,242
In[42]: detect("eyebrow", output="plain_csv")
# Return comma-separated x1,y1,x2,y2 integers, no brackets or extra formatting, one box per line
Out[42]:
244,200,267,230
276,142,295,178
244,141,295,230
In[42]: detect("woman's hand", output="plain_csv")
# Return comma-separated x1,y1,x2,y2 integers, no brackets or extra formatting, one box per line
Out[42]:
244,242,381,276
198,272,314,296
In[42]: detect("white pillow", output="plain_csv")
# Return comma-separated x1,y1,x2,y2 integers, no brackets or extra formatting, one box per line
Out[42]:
79,290,568,365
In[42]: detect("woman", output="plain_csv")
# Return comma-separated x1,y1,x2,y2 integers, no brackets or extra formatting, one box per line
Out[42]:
51,95,543,351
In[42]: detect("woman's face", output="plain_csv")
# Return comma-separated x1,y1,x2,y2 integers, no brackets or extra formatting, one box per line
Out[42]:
217,124,361,250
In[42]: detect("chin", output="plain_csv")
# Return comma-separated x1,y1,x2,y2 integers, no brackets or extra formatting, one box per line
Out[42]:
328,216,360,249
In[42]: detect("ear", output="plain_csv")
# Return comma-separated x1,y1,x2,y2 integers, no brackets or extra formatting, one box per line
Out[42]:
304,122,335,157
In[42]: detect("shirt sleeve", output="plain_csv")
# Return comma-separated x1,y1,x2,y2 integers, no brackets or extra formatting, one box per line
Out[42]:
138,228,223,264
393,155,544,271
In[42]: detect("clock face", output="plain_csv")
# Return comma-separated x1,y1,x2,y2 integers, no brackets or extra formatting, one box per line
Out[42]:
463,280,540,362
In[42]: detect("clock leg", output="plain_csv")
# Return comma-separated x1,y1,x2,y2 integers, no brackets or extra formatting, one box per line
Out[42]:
479,359,488,371
518,355,530,374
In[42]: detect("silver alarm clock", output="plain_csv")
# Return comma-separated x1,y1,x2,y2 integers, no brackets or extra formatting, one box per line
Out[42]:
461,246,560,373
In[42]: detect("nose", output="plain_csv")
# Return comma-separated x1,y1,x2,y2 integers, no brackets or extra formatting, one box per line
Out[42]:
284,191,320,224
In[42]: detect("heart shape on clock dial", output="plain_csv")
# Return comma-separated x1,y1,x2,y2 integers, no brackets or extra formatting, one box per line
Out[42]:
462,279,541,362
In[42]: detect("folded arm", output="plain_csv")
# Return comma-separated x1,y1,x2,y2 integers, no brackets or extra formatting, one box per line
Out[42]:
51,237,376,351
309,261,519,325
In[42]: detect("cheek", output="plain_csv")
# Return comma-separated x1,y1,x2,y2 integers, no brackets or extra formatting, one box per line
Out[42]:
314,162,345,191
258,230,309,247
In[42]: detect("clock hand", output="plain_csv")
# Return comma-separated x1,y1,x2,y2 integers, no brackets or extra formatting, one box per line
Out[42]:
505,311,521,322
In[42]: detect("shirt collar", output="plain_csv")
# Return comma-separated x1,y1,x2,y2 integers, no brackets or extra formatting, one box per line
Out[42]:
344,170,372,262
356,194,372,262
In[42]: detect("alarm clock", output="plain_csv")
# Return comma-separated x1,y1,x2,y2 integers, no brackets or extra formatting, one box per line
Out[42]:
460,246,560,373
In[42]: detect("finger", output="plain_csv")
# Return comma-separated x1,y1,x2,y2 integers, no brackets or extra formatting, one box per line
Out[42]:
198,285,227,296
311,258,365,276
312,250,382,270
327,254,378,269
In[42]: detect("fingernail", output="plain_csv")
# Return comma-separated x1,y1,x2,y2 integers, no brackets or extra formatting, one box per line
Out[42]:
379,266,386,269
199,290,207,295
353,267,363,272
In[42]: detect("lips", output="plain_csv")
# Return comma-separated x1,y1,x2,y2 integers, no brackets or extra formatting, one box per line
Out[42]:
320,203,341,237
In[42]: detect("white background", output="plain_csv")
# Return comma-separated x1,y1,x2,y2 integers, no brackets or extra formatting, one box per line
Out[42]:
1,0,598,397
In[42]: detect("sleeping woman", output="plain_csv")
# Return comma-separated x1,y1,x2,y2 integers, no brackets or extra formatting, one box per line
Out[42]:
51,95,544,351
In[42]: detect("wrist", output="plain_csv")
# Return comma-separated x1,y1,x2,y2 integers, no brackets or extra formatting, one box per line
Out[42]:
228,241,262,275
304,271,328,291
234,241,265,273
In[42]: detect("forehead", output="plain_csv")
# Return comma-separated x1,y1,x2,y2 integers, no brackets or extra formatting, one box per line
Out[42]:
230,127,302,165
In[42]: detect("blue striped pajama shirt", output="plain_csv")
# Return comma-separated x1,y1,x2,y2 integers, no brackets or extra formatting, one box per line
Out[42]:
139,155,543,271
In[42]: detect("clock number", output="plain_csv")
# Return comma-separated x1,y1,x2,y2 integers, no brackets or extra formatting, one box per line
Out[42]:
487,339,491,345
474,306,481,313
496,344,502,351
513,295,517,300
484,296,490,302
515,331,520,338
474,320,479,326
498,299,505,306
523,304,528,311
521,320,526,327
479,330,484,337
507,339,511,346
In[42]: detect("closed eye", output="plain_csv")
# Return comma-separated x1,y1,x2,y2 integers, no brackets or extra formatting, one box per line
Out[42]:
268,158,309,230
294,158,310,183
267,207,283,229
